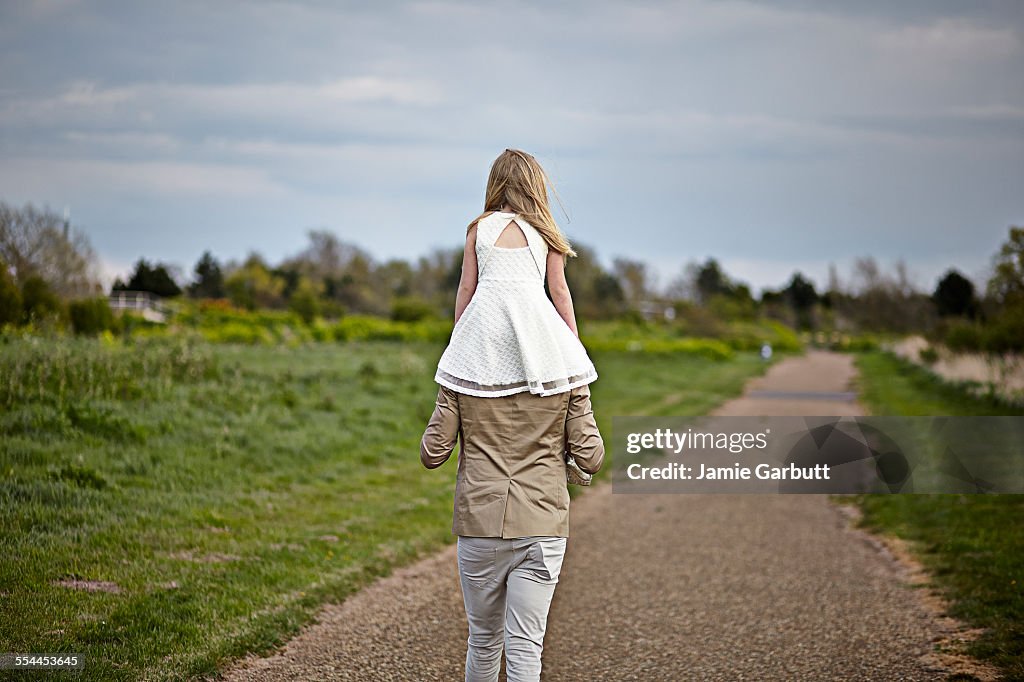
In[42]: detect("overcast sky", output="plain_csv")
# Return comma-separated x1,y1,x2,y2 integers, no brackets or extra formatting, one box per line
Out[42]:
1,0,1022,295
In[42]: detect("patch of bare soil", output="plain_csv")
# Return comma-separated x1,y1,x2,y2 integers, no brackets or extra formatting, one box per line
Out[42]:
834,502,1002,682
53,577,122,593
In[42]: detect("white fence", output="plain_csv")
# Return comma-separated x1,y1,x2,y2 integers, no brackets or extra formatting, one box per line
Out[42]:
108,290,168,323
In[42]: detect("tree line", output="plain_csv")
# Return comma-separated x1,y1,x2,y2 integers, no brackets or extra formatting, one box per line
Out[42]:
1,201,1021,350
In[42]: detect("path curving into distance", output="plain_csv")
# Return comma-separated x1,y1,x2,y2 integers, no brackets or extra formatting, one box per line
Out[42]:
219,351,951,681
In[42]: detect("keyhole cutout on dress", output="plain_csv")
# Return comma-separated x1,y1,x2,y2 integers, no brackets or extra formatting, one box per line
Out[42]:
494,220,529,249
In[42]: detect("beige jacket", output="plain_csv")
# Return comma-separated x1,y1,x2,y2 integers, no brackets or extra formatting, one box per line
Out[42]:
420,384,604,538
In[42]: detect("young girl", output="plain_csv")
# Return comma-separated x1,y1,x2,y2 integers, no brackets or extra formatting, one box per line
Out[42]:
421,149,604,681
434,148,598,398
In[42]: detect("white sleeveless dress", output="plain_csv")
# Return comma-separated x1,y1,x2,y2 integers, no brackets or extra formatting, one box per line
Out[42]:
434,211,599,398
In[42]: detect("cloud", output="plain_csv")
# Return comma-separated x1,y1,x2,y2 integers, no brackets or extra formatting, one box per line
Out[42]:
0,157,290,198
874,17,1021,62
0,0,1021,290
1,76,444,128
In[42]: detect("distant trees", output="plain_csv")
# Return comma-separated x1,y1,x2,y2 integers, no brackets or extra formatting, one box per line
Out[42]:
980,226,1024,357
562,243,626,320
933,270,977,318
6,199,1013,347
822,256,935,334
276,230,388,316
987,226,1024,307
0,262,21,326
189,229,636,323
748,272,820,329
287,277,322,324
671,259,756,321
68,297,118,336
0,268,63,327
0,201,100,297
693,259,733,305
21,275,63,323
225,254,285,310
0,202,100,330
188,251,225,299
113,259,182,297
611,258,651,309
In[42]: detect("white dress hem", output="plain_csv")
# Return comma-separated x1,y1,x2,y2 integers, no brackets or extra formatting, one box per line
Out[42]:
435,367,598,398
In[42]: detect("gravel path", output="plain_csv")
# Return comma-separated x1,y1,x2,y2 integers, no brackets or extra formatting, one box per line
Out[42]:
219,351,949,681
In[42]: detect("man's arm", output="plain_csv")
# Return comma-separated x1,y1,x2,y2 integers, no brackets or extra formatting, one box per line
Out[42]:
565,384,604,474
420,386,461,469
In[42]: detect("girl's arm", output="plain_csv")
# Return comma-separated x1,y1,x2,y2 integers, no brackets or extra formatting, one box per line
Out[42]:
453,226,478,324
546,250,579,337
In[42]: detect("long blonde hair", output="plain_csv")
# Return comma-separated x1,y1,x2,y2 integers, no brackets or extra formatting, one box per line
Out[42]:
468,149,576,257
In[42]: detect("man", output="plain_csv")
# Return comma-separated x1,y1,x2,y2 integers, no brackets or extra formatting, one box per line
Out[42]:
420,382,605,682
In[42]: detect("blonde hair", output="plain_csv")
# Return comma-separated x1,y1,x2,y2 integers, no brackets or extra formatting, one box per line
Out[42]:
468,148,576,257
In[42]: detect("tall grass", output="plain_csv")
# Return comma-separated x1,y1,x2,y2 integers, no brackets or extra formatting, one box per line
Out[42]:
1,334,219,408
1,336,769,680
852,350,1024,679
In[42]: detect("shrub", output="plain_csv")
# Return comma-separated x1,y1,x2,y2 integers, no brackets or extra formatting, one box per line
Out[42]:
119,312,168,339
918,346,939,365
20,275,63,324
944,320,984,353
839,334,880,352
0,263,21,326
200,321,275,345
407,319,453,343
288,279,321,325
581,335,734,360
68,297,119,336
761,320,803,352
309,318,335,342
981,307,1024,355
390,296,437,323
332,315,406,341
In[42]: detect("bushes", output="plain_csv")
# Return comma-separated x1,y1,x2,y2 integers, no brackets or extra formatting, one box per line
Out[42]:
20,275,63,324
918,346,939,365
580,335,734,360
804,331,881,352
1,268,66,330
178,301,308,345
119,312,168,339
723,320,802,352
200,321,276,345
981,307,1024,355
288,278,321,325
330,315,451,343
390,296,437,323
174,303,453,346
0,263,21,326
577,317,800,359
760,320,803,352
944,319,984,353
943,310,1024,356
68,297,119,336
37,295,821,357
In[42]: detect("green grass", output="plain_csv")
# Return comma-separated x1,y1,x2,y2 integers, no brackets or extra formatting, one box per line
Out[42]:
851,350,1024,680
854,350,1024,417
0,337,769,680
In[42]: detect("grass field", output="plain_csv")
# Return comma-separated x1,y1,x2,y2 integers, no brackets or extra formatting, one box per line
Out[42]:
851,351,1024,680
0,337,770,681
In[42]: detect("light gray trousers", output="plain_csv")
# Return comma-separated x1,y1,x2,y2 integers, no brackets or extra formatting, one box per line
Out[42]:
456,535,567,682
